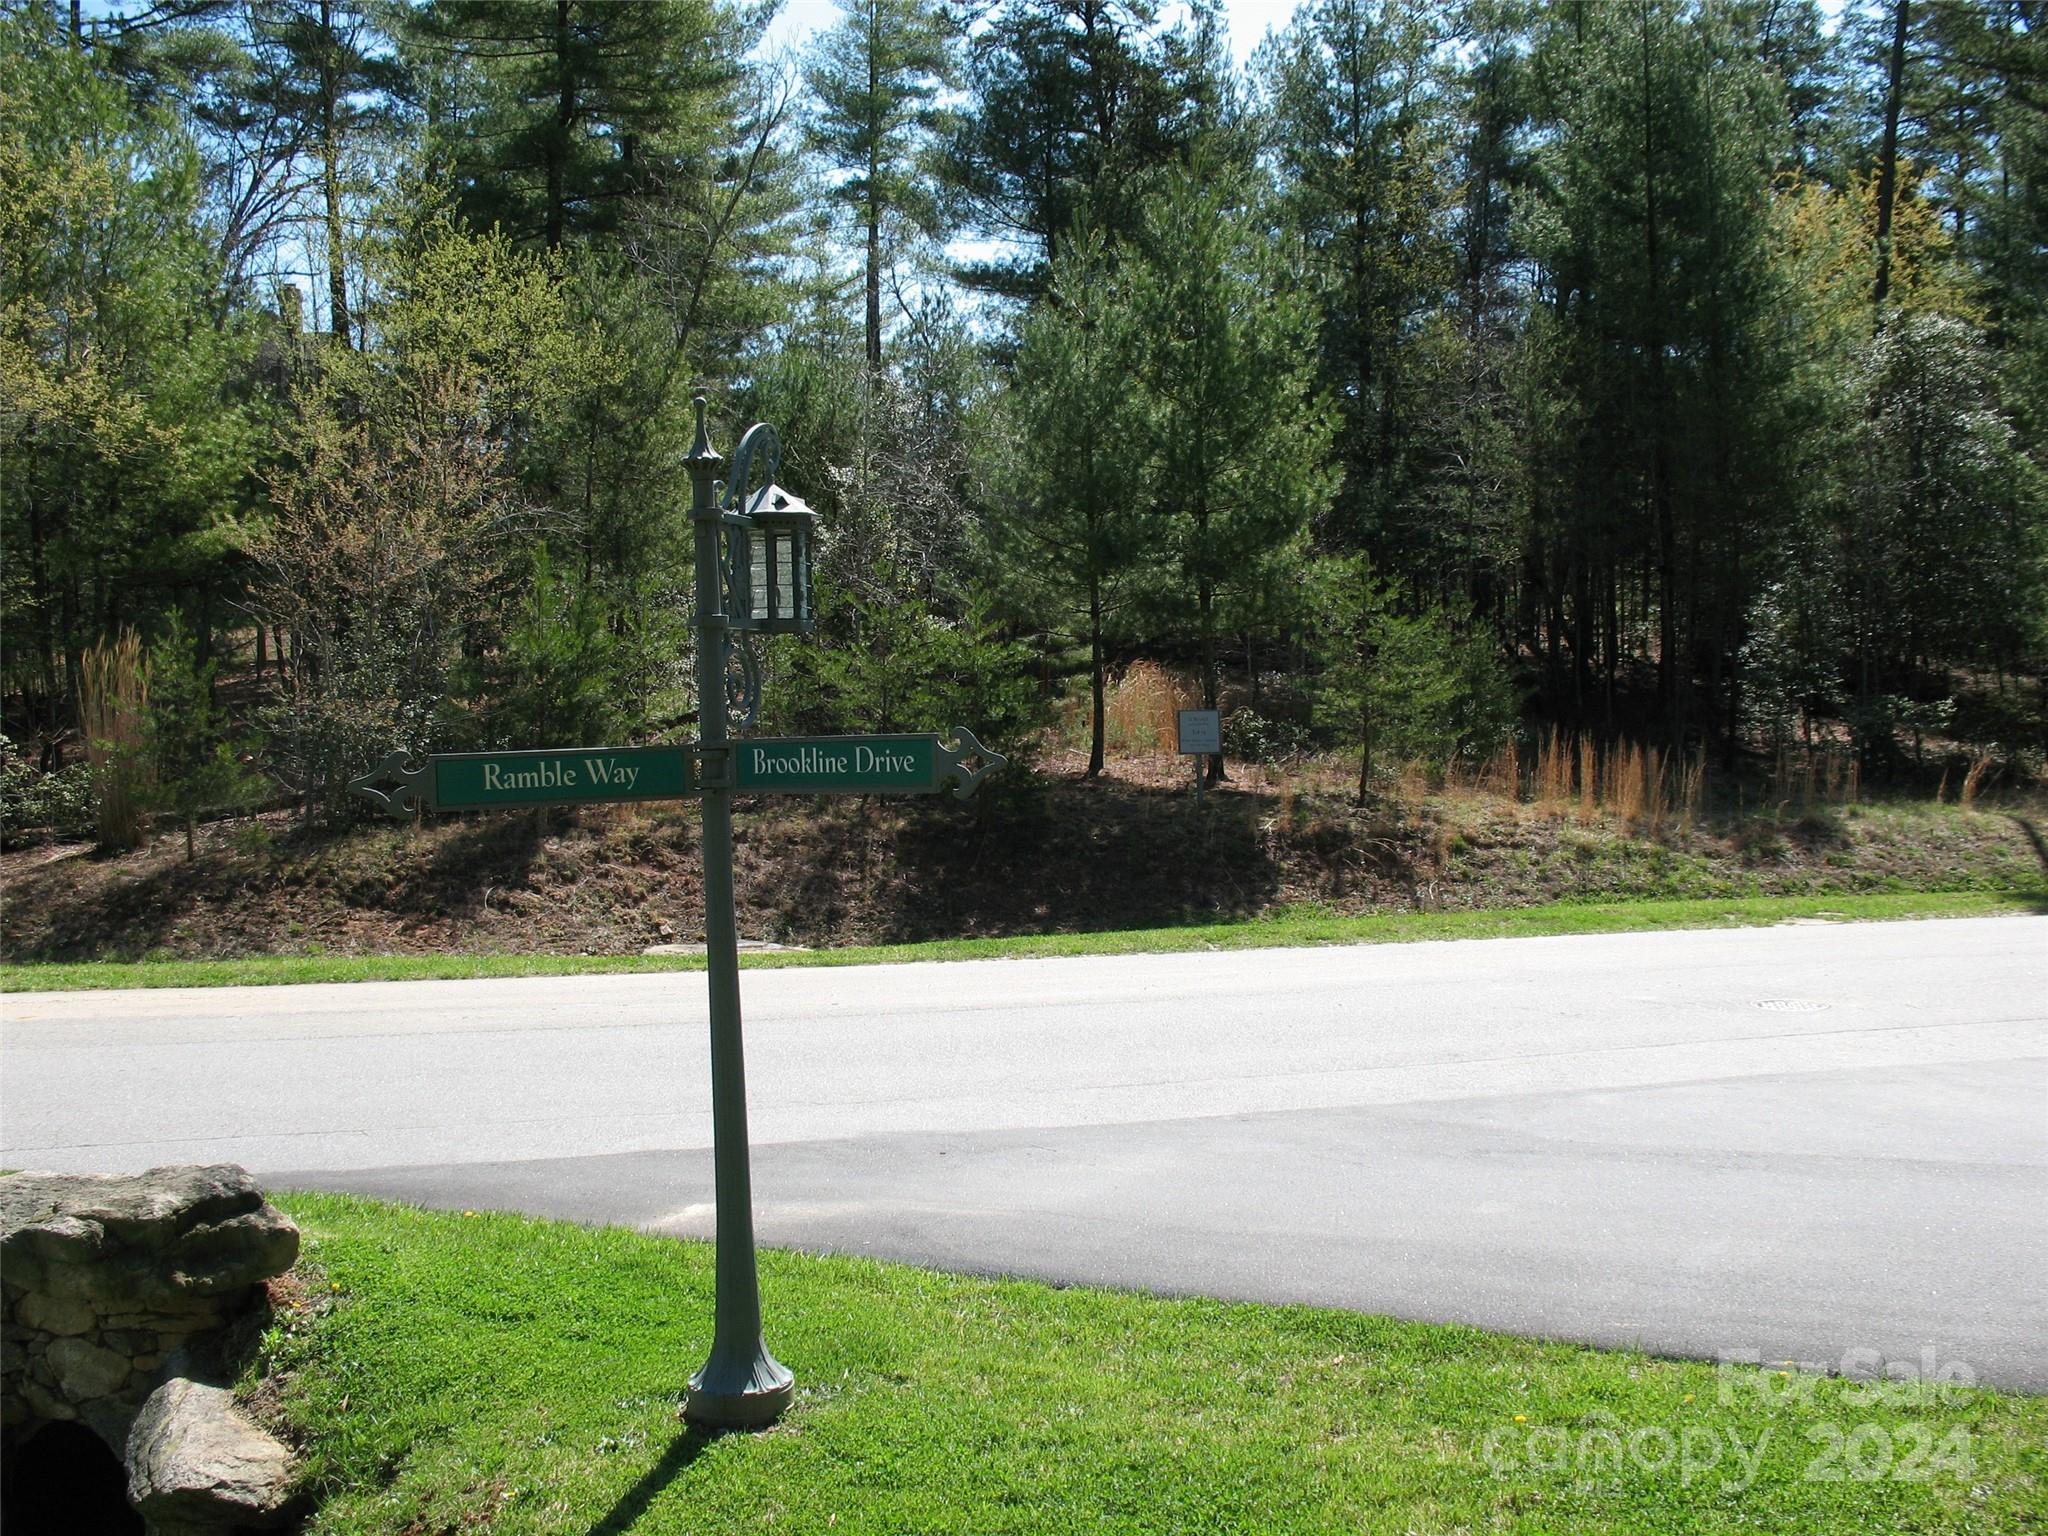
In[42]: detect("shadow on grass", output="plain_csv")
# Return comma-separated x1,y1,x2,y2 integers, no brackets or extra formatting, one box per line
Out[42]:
585,1425,731,1535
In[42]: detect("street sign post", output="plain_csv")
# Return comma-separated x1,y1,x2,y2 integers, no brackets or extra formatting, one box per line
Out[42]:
348,396,1005,1432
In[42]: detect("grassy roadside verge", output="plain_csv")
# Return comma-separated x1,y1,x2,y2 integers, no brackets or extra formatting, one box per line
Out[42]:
6,888,2042,992
3,887,2040,992
259,1194,2042,1535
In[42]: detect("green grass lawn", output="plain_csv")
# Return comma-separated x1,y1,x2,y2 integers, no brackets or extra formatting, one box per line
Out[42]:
5,888,2041,991
262,1195,2043,1535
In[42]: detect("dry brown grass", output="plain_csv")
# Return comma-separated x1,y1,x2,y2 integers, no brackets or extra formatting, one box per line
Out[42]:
1606,742,1644,828
80,630,152,851
1534,728,1569,817
1521,732,1703,836
1678,752,1707,833
1961,754,1995,809
1774,746,1865,811
1102,660,1195,757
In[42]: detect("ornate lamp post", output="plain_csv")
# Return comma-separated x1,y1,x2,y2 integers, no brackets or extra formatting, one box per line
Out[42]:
681,395,807,1428
352,394,1003,1432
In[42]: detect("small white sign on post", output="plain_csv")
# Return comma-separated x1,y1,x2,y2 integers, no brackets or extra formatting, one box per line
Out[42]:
1176,709,1221,756
1177,709,1221,804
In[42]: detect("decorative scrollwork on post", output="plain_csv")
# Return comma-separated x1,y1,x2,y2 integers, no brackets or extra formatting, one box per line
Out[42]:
722,423,782,516
724,636,764,734
348,751,431,820
935,727,1009,800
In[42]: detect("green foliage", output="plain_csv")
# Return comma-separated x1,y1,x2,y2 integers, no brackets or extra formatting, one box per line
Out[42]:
250,222,604,817
1308,555,1516,799
981,233,1150,774
1845,313,2048,682
940,0,1224,299
777,578,1044,750
413,0,756,251
476,547,636,750
147,615,262,858
1120,162,1337,716
0,4,261,726
1221,707,1309,764
1522,0,1797,737
1738,578,1844,754
1262,0,1454,551
0,734,95,845
3,0,2046,832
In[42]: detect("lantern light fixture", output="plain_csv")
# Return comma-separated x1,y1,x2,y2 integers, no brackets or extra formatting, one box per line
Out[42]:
717,421,817,637
739,483,817,633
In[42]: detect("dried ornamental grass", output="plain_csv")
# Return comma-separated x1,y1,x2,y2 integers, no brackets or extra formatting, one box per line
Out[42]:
1103,661,1194,757
80,630,153,851
1535,728,1570,819
1961,754,1995,809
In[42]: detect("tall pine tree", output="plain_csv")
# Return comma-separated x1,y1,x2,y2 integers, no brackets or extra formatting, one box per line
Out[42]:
805,0,958,368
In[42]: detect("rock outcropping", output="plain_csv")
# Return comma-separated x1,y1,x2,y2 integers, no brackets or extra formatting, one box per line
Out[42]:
1,1165,302,1533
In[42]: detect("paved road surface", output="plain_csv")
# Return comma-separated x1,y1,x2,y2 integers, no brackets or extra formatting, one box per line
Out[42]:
5,916,2045,1388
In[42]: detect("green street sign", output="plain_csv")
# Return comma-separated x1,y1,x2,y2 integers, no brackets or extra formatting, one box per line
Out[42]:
434,746,694,809
733,730,1005,799
351,746,695,817
352,730,1003,818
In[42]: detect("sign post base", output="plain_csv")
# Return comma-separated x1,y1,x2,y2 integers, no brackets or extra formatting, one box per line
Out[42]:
684,1348,795,1430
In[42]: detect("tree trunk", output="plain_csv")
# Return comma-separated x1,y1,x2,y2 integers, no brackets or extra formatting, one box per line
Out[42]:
1356,700,1372,806
547,0,575,251
318,0,351,346
1087,575,1106,779
865,25,883,369
1198,578,1223,784
865,207,883,369
1639,0,1681,751
1872,0,1910,320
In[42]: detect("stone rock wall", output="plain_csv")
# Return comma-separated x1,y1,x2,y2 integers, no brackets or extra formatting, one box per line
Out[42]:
1,1165,302,1532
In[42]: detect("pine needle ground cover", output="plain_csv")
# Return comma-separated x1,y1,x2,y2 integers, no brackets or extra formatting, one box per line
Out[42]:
259,1195,2045,1535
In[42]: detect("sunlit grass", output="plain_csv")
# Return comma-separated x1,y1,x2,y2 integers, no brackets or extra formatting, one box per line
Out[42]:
261,1193,2047,1535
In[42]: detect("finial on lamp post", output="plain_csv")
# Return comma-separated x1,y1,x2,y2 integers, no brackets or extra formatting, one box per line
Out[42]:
688,391,719,466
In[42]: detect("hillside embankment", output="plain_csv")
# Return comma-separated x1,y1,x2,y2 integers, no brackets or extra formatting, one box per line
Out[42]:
3,753,2040,963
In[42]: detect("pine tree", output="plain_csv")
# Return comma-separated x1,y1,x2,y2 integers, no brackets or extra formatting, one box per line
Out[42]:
983,235,1149,777
1262,0,1452,553
1525,0,1792,746
940,0,1216,302
804,0,958,368
1121,164,1336,778
0,2,253,744
214,0,407,342
412,0,753,252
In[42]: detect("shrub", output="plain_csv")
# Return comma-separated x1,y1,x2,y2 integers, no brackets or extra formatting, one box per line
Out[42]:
1223,708,1309,764
0,734,95,844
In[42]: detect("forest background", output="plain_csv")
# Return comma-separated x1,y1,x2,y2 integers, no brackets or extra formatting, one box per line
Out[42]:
2,0,2044,926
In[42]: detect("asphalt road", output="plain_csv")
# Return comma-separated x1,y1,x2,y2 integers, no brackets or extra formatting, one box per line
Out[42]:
5,915,2045,1389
